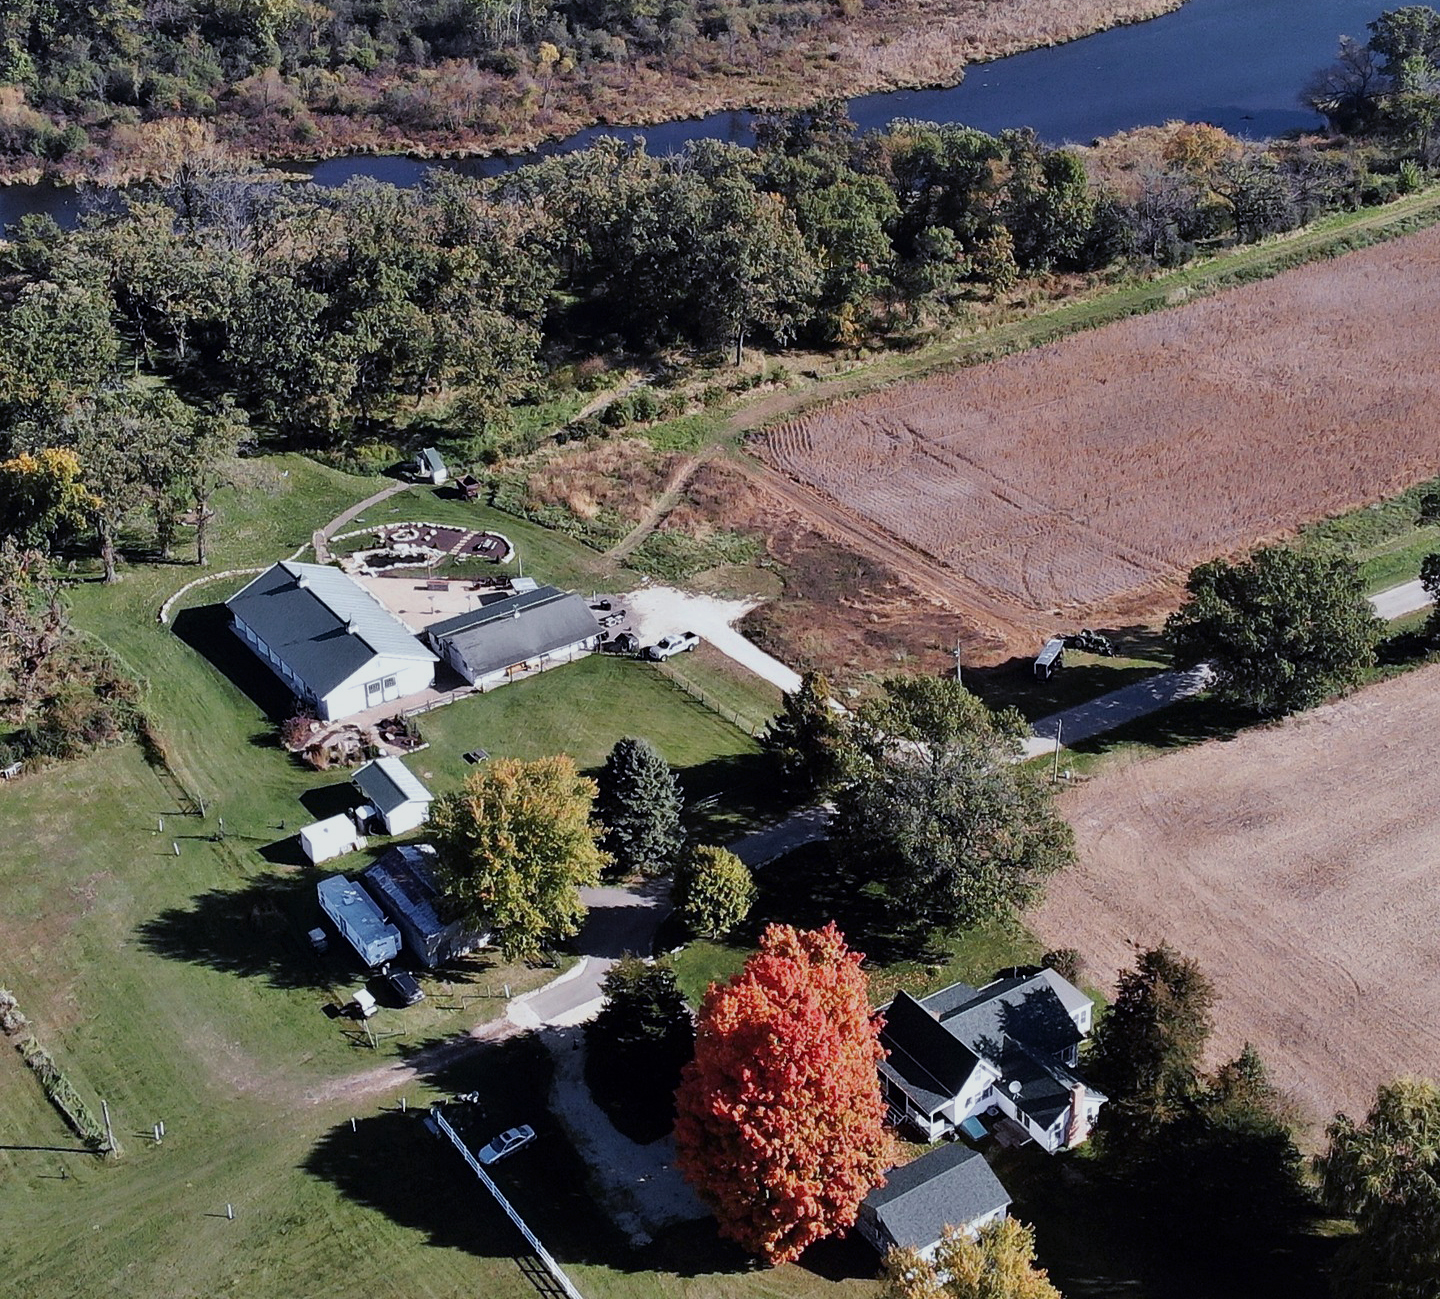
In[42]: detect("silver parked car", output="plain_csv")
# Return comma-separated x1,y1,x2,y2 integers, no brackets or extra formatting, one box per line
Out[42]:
476,1124,536,1165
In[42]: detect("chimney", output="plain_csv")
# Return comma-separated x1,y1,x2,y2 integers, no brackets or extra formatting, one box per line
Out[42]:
1064,1083,1089,1149
346,617,358,634
296,574,310,589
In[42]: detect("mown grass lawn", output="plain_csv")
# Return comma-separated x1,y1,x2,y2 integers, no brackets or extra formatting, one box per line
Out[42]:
0,453,836,1299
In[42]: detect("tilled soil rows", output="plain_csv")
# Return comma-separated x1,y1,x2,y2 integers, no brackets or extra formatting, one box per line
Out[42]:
762,225,1440,625
1031,664,1440,1123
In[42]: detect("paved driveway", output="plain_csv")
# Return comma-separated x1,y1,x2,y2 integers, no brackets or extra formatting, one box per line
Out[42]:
1021,665,1215,758
1370,578,1432,620
510,879,672,1028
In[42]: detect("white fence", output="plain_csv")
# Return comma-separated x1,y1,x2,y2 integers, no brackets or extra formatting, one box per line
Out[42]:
432,1111,586,1299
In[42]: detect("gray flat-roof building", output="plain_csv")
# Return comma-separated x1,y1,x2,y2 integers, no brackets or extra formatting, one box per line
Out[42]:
226,561,436,720
360,845,485,968
424,585,601,690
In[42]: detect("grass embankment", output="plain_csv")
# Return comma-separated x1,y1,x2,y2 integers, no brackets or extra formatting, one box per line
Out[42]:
0,453,805,1299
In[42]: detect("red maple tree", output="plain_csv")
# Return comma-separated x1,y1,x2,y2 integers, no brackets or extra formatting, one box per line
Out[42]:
673,921,895,1264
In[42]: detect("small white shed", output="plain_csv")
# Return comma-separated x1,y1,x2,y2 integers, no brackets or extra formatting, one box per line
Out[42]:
352,756,433,835
415,447,448,485
300,813,365,864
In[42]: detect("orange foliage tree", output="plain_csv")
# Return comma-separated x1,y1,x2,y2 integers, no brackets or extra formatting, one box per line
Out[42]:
673,921,895,1264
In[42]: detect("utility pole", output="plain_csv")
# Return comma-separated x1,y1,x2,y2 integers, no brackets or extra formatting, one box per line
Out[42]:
1052,719,1064,785
100,1099,116,1155
953,641,963,685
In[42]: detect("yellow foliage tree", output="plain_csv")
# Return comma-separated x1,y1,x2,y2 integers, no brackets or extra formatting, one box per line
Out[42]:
882,1219,1063,1299
431,756,608,959
0,448,99,552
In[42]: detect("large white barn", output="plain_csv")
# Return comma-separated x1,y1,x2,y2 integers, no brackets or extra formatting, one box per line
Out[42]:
226,561,437,721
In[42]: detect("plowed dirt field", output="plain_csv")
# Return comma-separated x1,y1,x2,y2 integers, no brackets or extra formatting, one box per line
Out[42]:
1031,665,1440,1123
762,226,1440,631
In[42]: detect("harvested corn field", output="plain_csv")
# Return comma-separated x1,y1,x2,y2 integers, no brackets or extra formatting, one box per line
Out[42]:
761,226,1440,629
1031,664,1440,1122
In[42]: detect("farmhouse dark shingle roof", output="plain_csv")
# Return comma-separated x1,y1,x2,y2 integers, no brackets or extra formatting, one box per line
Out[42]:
933,972,1085,1063
863,1143,1011,1251
880,991,985,1115
427,586,601,680
226,561,435,696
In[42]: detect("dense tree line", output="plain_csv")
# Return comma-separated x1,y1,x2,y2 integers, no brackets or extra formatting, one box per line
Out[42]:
0,86,1429,582
0,0,846,168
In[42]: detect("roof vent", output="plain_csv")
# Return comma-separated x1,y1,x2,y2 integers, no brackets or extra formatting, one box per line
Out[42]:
347,616,358,634
296,574,310,589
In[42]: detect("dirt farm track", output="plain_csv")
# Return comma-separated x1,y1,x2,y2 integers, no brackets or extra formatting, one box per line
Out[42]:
761,224,1440,641
1031,665,1440,1124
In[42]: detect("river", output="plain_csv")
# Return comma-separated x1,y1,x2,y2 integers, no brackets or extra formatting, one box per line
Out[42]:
0,0,1380,230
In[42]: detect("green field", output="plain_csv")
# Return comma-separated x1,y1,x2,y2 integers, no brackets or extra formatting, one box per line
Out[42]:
0,454,830,1299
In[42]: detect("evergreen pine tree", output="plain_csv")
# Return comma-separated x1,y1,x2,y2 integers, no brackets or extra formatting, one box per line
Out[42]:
761,670,847,796
596,735,684,877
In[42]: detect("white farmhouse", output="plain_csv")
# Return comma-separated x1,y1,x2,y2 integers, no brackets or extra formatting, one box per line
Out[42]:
878,969,1107,1152
226,561,437,721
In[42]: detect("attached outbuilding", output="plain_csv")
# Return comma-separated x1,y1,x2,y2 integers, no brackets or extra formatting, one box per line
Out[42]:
317,874,402,968
360,844,486,968
226,561,437,721
300,812,365,865
351,756,433,835
415,447,448,484
425,585,602,690
857,1143,1012,1261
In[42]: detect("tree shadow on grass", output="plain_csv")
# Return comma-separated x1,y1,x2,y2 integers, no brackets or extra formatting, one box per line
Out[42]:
965,657,1166,723
1065,694,1251,760
171,602,298,724
731,841,933,968
135,870,341,990
676,751,791,844
303,1035,651,1276
305,1030,880,1286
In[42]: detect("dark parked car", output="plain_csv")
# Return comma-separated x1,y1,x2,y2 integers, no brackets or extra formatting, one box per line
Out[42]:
386,970,425,1006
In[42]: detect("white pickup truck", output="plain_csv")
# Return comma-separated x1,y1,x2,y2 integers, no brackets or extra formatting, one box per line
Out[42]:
646,631,700,660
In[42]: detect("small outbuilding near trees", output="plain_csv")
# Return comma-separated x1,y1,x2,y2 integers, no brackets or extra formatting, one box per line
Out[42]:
857,1143,1011,1260
352,756,433,835
415,447,448,484
300,812,365,864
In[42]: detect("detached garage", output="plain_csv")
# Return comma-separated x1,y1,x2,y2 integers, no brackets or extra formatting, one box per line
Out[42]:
352,756,433,835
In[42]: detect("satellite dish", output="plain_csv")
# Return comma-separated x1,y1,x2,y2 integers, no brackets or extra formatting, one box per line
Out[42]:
1008,1081,1022,1097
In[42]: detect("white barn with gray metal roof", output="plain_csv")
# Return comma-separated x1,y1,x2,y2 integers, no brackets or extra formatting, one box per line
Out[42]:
226,561,437,721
